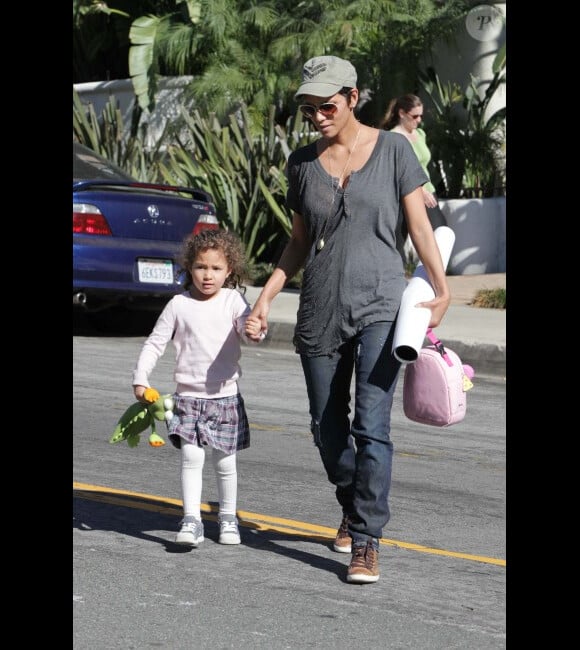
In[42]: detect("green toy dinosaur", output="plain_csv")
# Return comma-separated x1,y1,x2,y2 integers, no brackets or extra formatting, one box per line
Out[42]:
109,388,174,448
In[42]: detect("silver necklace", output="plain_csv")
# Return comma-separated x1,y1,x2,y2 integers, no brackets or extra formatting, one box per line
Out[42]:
316,126,362,252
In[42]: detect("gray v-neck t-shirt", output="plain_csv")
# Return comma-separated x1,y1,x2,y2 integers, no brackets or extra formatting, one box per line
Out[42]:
286,129,428,356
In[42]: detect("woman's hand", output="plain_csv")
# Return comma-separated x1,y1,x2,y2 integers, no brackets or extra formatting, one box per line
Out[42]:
246,301,271,341
422,187,437,208
403,187,451,328
416,294,451,329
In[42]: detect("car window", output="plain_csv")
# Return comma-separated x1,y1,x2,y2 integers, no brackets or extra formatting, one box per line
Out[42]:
73,143,135,182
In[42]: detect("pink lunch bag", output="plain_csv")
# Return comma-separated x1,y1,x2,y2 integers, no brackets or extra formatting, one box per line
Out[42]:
402,329,474,427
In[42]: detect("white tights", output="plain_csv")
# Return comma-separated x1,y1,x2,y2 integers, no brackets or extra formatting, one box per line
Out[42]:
180,440,237,519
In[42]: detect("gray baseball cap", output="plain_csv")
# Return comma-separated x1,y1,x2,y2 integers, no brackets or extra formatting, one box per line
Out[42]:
295,56,357,99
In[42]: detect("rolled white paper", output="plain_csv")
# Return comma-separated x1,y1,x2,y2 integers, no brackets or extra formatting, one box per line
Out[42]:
392,226,456,363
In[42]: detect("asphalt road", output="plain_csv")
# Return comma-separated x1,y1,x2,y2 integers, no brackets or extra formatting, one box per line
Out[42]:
73,321,506,649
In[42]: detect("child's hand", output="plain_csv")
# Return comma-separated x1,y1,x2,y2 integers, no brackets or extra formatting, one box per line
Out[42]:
133,385,148,402
245,315,266,341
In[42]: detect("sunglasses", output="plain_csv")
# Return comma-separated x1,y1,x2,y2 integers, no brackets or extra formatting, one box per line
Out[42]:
299,102,340,119
407,112,423,120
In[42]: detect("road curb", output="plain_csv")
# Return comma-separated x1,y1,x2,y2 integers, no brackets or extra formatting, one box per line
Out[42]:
438,340,506,378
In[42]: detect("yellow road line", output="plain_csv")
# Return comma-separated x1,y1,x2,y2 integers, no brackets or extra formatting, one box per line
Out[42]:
73,481,505,567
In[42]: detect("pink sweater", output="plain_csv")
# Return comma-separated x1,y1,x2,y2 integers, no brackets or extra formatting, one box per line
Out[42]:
132,289,258,399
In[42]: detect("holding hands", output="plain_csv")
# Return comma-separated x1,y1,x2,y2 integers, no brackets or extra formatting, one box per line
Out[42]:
245,315,266,341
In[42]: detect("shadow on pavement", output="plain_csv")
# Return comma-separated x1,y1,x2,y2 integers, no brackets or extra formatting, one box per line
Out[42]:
73,307,160,337
73,491,347,580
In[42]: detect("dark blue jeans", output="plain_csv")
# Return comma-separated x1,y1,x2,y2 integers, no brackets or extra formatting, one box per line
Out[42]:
300,321,401,547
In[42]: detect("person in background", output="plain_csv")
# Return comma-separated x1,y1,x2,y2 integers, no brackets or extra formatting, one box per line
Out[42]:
380,94,448,262
246,56,450,584
132,229,264,548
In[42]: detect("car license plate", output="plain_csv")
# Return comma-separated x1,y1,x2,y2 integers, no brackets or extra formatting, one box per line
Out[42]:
137,258,174,284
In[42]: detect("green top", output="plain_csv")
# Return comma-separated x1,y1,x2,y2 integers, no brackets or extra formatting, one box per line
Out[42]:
410,128,435,194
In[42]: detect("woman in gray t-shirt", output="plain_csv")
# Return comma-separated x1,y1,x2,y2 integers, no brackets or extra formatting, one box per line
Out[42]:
247,55,450,585
286,128,427,356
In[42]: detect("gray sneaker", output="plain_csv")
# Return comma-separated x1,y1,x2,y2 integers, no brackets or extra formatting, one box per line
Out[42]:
175,516,204,547
218,514,241,545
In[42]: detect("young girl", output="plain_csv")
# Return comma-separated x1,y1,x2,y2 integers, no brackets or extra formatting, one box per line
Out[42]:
133,229,264,547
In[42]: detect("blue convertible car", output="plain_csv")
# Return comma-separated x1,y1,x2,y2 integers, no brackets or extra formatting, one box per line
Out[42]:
73,141,219,314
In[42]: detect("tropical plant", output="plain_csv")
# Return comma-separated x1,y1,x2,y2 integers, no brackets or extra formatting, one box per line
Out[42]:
419,45,506,198
74,0,473,126
342,0,473,125
73,0,131,82
73,87,167,181
156,103,316,263
73,83,318,266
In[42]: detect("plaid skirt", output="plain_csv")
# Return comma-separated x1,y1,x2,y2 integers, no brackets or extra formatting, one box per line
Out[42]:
167,393,250,454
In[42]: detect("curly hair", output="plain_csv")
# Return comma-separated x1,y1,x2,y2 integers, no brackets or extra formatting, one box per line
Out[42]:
179,229,248,291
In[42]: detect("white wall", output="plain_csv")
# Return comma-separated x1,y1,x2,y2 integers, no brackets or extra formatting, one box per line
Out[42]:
440,198,506,275
74,76,195,148
404,198,506,275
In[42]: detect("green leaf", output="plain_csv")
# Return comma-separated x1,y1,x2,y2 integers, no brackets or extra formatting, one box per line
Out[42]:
128,15,161,112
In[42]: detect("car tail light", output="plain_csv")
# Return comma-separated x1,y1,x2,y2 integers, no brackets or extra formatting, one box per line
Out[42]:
73,203,112,235
192,212,220,236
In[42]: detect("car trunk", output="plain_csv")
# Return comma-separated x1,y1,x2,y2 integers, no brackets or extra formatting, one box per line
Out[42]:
75,187,213,242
